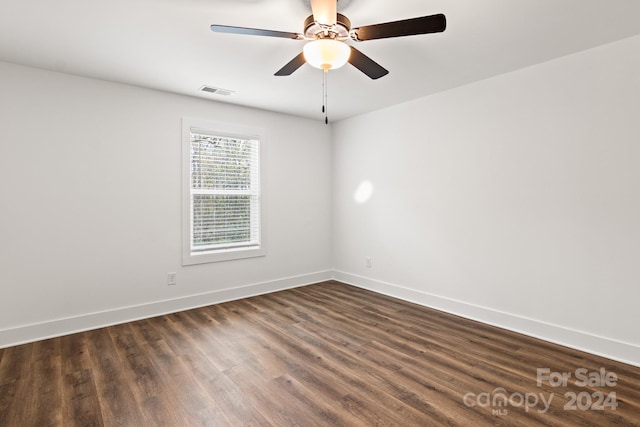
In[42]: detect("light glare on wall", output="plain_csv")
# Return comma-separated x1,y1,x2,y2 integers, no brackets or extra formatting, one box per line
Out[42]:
354,180,374,204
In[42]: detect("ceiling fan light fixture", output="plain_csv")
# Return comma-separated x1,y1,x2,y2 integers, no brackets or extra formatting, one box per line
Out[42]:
303,39,351,71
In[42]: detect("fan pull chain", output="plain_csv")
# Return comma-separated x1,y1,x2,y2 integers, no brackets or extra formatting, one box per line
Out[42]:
321,69,325,114
323,70,329,125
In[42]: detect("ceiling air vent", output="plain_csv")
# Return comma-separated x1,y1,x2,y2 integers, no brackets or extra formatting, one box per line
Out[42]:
200,85,234,96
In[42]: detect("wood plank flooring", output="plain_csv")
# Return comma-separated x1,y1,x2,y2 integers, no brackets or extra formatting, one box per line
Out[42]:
1,281,639,426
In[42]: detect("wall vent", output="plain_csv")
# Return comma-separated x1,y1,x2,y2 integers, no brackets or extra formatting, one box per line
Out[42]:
200,86,234,96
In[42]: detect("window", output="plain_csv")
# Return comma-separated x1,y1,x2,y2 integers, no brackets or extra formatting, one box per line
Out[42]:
182,118,265,265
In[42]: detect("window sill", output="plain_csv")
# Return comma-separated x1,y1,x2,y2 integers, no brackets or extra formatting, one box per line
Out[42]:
182,246,266,266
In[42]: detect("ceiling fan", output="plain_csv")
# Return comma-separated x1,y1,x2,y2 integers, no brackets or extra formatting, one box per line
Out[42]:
210,0,446,80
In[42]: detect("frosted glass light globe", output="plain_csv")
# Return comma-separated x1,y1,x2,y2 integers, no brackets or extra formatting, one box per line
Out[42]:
303,39,351,71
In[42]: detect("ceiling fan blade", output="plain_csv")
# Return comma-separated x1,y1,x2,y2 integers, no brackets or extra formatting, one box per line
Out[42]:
274,52,307,76
211,24,302,40
352,14,446,41
348,46,388,80
310,0,337,26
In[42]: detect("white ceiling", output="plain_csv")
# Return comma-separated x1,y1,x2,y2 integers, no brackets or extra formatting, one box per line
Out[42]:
2,0,640,122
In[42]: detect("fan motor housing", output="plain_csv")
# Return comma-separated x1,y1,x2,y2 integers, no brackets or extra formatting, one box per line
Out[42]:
304,13,351,40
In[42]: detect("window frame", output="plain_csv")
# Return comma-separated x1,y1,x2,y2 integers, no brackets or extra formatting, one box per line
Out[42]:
182,117,266,265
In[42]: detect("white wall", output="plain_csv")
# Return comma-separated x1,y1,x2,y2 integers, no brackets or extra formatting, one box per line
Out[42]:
332,35,640,366
0,61,332,346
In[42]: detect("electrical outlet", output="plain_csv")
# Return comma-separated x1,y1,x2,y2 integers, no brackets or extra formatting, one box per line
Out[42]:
365,257,372,268
167,272,177,286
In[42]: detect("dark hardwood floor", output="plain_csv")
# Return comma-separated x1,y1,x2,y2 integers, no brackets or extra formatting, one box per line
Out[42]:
1,281,638,426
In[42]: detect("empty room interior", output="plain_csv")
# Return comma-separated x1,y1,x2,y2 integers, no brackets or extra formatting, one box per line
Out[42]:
1,0,639,425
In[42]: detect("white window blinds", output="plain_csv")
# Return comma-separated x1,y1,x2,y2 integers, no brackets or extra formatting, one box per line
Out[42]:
189,129,261,254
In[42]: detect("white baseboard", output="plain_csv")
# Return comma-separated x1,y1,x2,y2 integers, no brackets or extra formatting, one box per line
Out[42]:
0,270,332,349
4,269,639,369
332,270,640,368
